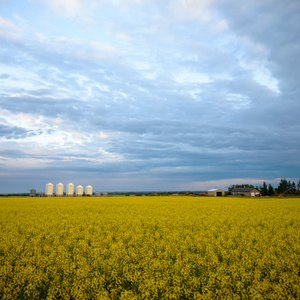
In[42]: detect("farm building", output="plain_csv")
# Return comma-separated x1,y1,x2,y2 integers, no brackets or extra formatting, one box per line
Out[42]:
231,188,260,197
66,183,74,196
76,185,84,196
56,183,64,196
30,188,36,197
45,183,53,196
207,188,225,196
85,185,93,196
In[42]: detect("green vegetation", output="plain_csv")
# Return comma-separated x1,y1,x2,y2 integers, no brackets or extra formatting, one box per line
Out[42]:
0,196,299,299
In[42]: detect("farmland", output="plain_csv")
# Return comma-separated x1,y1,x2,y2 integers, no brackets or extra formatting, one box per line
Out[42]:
0,196,299,299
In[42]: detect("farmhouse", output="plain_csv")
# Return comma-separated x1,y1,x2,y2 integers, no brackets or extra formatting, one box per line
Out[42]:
231,188,260,197
207,188,225,196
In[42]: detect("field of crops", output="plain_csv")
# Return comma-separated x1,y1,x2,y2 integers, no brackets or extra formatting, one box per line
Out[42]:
0,196,299,299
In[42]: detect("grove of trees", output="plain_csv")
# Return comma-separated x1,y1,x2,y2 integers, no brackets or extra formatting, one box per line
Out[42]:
228,179,300,196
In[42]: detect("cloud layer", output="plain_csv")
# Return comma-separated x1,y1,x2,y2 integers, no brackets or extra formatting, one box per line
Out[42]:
0,0,299,192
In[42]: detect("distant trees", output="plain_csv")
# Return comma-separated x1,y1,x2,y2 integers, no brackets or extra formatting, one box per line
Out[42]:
260,182,268,196
259,179,300,196
276,178,298,195
268,184,275,196
277,178,289,194
227,179,300,196
259,182,275,196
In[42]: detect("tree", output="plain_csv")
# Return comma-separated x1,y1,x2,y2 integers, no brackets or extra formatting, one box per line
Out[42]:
268,184,274,196
260,182,268,196
277,178,288,194
292,181,296,192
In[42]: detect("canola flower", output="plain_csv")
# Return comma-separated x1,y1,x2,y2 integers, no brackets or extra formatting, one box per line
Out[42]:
0,196,299,299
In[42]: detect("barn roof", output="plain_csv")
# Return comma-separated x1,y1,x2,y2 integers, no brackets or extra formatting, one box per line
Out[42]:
231,188,258,192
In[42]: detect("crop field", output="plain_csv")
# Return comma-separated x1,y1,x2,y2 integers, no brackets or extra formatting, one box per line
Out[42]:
0,196,299,299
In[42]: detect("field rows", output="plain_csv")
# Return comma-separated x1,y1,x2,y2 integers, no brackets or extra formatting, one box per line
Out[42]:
0,196,299,299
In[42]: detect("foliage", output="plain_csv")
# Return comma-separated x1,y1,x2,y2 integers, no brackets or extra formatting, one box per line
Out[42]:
0,196,299,299
276,179,299,195
260,182,268,196
268,184,275,196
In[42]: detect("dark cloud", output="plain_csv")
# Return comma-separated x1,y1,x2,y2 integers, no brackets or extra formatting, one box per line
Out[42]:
0,73,10,79
0,124,35,139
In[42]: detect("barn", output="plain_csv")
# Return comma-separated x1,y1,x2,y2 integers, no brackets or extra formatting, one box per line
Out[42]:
231,188,260,197
207,188,225,197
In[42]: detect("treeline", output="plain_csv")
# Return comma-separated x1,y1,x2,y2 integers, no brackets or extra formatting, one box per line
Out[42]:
228,179,300,196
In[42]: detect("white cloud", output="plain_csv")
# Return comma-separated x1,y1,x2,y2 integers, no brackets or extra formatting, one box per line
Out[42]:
211,19,228,32
170,0,214,21
226,94,251,110
0,16,23,40
51,36,120,61
174,71,211,84
40,0,82,17
253,68,280,94
97,131,109,139
1,157,53,169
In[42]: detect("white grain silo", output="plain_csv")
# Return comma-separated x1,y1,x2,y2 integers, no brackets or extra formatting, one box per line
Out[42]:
66,183,74,196
76,185,83,196
45,183,53,196
56,182,64,196
85,185,93,196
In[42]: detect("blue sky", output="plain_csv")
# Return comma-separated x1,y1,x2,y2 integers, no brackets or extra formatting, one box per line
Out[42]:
0,0,299,193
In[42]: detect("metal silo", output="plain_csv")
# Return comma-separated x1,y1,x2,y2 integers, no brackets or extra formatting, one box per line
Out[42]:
30,188,36,197
45,183,54,196
76,185,83,196
56,182,64,196
85,185,93,196
66,183,74,196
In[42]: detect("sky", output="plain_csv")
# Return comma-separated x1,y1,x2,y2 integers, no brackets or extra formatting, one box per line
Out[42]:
0,0,299,193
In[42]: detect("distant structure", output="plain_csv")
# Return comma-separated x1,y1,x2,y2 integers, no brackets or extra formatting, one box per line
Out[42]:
45,183,54,196
231,188,260,197
56,183,64,196
30,188,36,197
94,191,101,196
207,188,225,197
66,183,74,196
85,185,93,196
76,185,83,196
44,182,96,197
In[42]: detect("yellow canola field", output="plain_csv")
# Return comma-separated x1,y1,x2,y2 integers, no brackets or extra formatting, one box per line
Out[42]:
0,196,299,299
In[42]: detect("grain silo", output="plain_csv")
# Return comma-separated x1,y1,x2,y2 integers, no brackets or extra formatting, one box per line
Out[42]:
94,191,101,196
85,185,93,196
45,183,53,196
30,188,36,197
66,183,74,196
56,182,64,196
76,185,83,196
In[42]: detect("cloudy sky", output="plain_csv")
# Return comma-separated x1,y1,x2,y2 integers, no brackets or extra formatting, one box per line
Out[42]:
0,0,299,193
